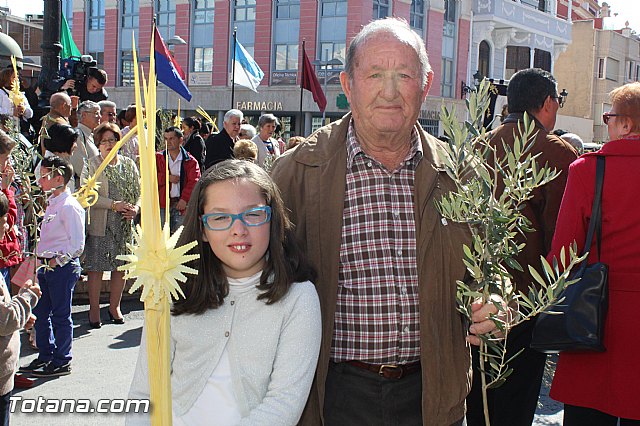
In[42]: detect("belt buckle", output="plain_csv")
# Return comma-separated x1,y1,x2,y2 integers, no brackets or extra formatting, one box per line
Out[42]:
378,364,401,379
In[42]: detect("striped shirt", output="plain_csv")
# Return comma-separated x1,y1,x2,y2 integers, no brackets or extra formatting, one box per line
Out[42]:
331,121,422,364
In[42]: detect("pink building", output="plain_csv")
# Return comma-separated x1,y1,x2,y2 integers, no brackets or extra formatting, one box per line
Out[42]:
68,0,472,137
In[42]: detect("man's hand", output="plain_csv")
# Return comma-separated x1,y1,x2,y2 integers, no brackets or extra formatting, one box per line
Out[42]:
168,174,180,184
466,296,507,346
60,80,75,91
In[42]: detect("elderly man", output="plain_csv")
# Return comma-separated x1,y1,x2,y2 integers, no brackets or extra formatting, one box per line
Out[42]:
43,93,72,129
98,100,117,124
204,109,242,169
465,68,578,426
70,101,100,189
271,18,496,426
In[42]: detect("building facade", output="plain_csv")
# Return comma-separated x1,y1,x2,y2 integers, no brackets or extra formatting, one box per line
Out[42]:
555,17,640,143
0,8,44,76
67,0,473,137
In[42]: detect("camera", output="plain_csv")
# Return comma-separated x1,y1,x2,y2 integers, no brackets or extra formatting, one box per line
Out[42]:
60,55,98,95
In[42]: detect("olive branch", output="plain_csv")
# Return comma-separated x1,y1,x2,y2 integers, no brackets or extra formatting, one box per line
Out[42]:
436,79,585,425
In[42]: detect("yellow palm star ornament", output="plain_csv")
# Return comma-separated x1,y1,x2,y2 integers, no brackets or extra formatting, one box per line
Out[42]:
73,128,138,208
115,32,199,426
9,56,26,108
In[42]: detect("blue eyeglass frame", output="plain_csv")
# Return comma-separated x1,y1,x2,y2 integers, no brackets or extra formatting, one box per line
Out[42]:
201,206,272,231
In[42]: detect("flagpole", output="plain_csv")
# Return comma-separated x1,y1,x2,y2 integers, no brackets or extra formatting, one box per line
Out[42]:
231,28,237,110
298,39,306,136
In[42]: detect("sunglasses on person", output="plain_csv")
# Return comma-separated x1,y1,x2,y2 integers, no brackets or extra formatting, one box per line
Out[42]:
602,112,627,125
201,206,272,231
551,94,566,108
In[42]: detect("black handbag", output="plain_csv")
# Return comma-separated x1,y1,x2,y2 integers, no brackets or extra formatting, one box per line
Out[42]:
530,156,609,354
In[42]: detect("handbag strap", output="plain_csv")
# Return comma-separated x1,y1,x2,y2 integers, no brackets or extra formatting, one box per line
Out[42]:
581,156,605,261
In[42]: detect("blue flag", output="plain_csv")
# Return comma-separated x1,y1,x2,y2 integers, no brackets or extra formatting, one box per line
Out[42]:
154,27,192,102
233,40,264,92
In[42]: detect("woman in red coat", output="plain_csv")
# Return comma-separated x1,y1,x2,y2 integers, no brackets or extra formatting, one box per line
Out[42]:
548,82,640,425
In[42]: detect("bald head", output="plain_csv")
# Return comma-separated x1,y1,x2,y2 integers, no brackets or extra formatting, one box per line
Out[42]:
50,92,72,118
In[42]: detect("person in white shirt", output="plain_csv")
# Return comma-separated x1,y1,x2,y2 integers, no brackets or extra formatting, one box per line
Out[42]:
0,69,33,121
20,156,85,378
127,160,321,426
251,113,281,169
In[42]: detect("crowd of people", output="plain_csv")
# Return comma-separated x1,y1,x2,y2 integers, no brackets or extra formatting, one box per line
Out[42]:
0,16,637,426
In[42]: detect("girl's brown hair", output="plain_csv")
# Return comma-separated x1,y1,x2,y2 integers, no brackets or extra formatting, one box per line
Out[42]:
172,159,316,315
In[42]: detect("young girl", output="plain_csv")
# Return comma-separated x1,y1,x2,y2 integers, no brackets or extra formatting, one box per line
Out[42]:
128,160,321,425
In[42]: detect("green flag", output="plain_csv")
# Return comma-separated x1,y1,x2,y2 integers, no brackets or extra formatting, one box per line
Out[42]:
60,11,81,58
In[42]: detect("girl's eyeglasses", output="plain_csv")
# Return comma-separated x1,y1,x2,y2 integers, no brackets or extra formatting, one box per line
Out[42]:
202,206,271,231
602,112,626,125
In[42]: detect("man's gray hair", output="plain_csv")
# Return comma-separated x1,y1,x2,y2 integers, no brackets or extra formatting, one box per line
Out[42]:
224,109,243,122
98,100,116,110
78,100,100,115
344,17,431,87
257,113,279,129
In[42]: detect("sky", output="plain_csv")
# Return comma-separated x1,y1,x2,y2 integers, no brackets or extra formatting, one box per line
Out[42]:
4,0,640,33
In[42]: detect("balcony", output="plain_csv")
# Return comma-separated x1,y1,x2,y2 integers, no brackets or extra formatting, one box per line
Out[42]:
474,0,571,43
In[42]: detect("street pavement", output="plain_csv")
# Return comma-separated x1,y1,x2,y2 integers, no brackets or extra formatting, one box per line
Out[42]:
11,298,564,425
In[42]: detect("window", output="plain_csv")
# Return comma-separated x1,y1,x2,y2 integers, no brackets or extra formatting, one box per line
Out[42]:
321,0,347,16
274,44,298,71
441,0,457,98
156,0,176,40
606,58,619,81
192,0,214,72
626,60,635,81
23,27,30,51
276,0,300,18
478,41,490,78
410,0,424,32
122,0,139,28
533,49,551,71
232,0,257,76
121,51,134,86
234,0,256,22
272,0,300,84
636,64,640,82
193,47,213,72
521,0,546,12
318,0,347,85
597,58,605,79
194,0,214,23
88,0,105,30
373,0,390,19
505,46,530,79
88,52,105,68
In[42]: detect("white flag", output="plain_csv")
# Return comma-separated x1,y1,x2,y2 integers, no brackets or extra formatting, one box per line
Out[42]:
233,40,264,92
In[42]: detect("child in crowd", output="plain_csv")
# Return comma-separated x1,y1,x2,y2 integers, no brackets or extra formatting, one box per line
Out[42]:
0,130,21,288
19,156,85,378
128,160,321,425
233,139,258,163
0,190,40,424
